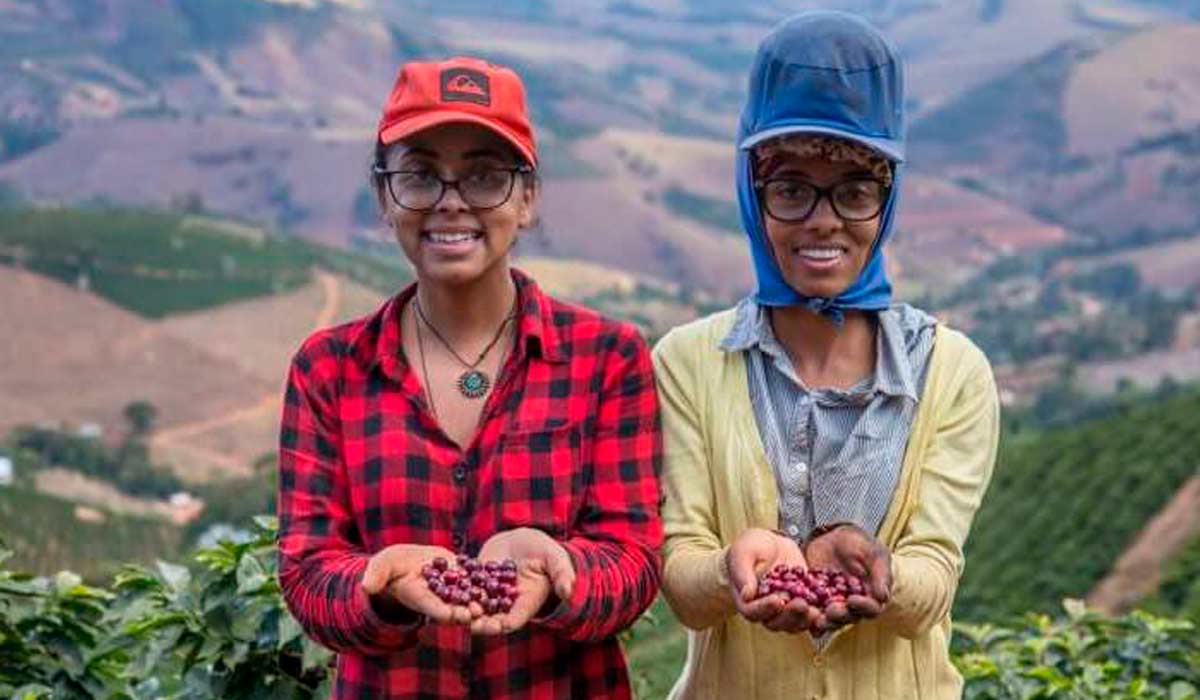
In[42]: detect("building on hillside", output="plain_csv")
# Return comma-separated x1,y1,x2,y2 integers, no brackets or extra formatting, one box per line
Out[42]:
167,492,205,525
0,457,13,487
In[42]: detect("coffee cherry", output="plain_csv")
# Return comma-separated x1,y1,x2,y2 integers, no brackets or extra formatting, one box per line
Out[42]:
424,555,522,614
752,565,868,617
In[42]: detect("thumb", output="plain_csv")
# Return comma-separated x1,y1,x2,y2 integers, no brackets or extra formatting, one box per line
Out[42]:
869,550,892,603
362,550,394,595
545,546,576,601
726,544,763,602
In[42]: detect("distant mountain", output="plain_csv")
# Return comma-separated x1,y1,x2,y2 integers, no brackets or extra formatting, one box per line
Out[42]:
911,22,1200,243
0,0,1190,296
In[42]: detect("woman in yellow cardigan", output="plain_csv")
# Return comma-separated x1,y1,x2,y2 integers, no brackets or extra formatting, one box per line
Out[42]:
651,11,1000,700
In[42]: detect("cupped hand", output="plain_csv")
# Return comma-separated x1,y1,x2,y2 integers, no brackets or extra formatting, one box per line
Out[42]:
726,528,821,633
361,543,467,625
469,528,575,636
803,524,891,633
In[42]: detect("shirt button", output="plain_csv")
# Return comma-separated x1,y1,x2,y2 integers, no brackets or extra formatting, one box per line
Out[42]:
812,655,825,668
452,532,465,549
795,461,808,472
786,524,800,536
453,466,467,483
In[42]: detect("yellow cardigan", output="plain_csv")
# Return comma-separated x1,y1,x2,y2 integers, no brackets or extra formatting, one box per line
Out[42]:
651,309,1000,700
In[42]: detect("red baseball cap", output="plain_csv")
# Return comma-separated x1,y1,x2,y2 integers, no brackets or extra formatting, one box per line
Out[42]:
377,56,538,167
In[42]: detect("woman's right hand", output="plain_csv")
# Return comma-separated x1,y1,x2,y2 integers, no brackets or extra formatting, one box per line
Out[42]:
362,544,473,626
726,528,821,633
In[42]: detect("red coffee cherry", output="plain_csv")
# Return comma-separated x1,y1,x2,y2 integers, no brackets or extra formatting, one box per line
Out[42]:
425,555,522,614
752,565,867,616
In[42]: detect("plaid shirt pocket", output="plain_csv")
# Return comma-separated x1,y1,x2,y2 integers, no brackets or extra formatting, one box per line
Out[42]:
493,420,584,536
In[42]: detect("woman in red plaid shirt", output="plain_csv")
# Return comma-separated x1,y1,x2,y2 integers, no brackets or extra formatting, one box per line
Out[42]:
276,56,664,698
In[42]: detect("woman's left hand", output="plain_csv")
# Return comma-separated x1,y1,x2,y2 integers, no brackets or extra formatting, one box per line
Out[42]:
470,528,575,635
803,524,892,633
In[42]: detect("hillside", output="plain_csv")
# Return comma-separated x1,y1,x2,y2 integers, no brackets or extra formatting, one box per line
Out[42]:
0,0,1187,296
912,20,1200,244
158,270,385,385
1063,23,1200,157
0,206,416,477
0,265,272,454
1141,531,1200,627
0,485,183,583
1088,473,1200,614
954,386,1200,621
1064,234,1200,300
891,175,1070,295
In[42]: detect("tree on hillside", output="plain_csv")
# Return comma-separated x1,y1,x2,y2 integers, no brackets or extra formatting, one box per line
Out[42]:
122,400,158,440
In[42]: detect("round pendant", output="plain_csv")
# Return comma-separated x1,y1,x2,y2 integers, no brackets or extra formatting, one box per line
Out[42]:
457,370,490,399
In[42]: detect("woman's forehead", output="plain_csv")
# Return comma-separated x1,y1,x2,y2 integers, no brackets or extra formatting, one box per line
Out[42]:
386,124,517,164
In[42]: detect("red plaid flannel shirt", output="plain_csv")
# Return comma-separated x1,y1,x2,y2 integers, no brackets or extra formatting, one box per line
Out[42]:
277,270,663,699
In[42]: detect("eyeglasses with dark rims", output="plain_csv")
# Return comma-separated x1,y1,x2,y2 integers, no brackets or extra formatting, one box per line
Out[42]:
754,178,889,223
373,164,533,211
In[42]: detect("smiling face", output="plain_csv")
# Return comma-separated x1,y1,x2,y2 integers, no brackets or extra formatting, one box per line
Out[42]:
377,122,537,288
755,153,886,299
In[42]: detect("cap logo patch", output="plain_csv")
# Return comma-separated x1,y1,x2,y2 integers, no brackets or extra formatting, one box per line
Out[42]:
441,68,491,106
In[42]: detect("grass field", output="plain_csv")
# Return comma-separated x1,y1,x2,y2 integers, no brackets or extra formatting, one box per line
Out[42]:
0,207,410,318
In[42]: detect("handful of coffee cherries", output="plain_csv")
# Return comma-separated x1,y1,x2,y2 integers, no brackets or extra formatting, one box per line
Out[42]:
422,555,520,614
755,564,867,611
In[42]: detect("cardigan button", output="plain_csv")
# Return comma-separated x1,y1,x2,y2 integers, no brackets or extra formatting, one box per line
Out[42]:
812,654,825,668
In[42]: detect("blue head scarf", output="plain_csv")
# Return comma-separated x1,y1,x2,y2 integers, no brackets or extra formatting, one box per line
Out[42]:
737,11,906,320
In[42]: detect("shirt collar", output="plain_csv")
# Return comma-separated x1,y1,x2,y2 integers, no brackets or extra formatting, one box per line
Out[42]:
512,268,568,364
718,296,925,402
356,267,567,382
874,308,921,402
719,296,769,354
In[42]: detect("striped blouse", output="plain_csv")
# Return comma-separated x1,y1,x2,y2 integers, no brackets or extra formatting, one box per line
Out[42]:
719,298,936,542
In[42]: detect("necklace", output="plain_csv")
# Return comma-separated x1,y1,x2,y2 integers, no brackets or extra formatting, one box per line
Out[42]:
414,305,514,428
413,306,438,418
413,293,516,399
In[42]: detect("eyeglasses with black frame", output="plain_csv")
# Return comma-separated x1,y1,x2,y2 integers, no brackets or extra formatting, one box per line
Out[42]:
755,177,889,223
373,164,533,212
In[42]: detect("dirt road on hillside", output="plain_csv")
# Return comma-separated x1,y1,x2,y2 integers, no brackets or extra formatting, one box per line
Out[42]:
149,270,341,475
1087,472,1200,614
